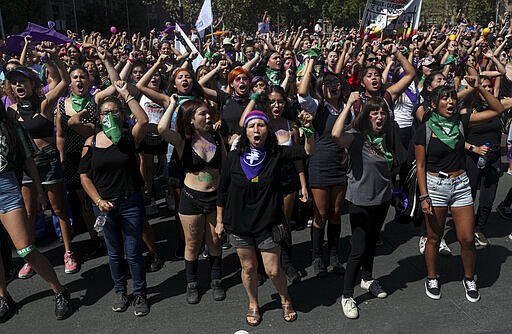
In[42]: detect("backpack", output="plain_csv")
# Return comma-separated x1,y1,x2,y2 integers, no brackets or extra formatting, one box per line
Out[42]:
500,108,512,135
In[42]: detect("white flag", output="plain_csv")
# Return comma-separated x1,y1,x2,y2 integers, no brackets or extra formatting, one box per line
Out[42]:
195,0,213,36
175,23,204,70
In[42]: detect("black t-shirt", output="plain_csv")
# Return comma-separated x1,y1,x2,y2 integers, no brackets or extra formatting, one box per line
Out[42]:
467,102,501,155
217,145,307,236
217,90,249,138
414,113,470,173
78,130,144,199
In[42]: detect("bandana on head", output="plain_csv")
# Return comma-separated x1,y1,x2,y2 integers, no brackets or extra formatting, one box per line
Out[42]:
240,147,268,181
243,110,269,128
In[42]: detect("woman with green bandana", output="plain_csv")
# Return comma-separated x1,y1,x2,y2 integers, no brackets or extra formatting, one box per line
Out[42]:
332,95,400,319
78,80,150,316
414,84,504,303
57,51,122,261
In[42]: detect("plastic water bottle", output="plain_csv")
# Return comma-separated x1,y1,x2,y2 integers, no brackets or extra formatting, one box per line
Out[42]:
477,143,490,169
94,211,107,233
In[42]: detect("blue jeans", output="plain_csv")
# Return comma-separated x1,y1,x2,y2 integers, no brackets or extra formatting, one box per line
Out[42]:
94,192,146,295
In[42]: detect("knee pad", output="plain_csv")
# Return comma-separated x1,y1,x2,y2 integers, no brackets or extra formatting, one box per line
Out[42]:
17,244,36,258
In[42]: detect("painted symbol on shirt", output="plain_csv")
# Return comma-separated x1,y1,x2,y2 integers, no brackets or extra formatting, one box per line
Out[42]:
244,149,266,166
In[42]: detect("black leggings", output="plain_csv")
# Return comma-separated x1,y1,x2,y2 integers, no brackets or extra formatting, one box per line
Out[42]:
466,154,500,232
343,201,389,298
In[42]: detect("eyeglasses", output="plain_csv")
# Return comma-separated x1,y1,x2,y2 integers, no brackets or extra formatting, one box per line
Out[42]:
99,109,121,116
268,99,285,105
367,57,377,62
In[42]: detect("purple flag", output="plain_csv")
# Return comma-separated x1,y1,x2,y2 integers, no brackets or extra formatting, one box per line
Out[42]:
4,22,74,54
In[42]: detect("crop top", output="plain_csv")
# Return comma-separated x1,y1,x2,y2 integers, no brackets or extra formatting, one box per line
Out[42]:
182,132,222,173
14,97,54,139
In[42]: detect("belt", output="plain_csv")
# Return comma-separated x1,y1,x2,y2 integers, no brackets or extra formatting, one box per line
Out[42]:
427,170,465,178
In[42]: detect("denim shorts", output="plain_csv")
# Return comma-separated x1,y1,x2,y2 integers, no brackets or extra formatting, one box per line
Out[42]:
0,171,25,214
426,172,473,207
229,230,279,250
22,144,64,185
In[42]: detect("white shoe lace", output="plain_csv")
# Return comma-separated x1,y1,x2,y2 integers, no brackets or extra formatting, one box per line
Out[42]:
427,279,439,289
343,297,356,311
465,279,477,291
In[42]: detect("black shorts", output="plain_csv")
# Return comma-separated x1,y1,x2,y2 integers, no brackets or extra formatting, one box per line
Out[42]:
178,185,217,215
23,144,64,185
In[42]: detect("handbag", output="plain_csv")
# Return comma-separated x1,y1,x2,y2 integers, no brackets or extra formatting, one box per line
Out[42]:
271,221,290,244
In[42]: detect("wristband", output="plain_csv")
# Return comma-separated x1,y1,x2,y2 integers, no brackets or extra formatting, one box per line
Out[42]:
127,57,135,64
125,96,135,104
419,194,430,201
469,145,475,152
95,198,102,206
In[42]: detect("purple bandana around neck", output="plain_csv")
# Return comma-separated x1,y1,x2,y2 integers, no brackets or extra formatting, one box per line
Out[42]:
240,147,268,181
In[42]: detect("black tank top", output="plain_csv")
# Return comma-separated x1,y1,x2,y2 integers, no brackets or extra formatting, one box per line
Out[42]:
182,132,222,173
16,96,54,139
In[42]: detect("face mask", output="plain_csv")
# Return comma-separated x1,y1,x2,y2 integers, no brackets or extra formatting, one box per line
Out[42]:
101,113,123,144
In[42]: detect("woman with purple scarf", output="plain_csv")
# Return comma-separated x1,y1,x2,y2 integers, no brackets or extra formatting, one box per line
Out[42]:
215,110,314,326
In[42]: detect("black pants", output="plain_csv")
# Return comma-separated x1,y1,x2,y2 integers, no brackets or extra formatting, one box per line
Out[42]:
343,201,389,298
466,154,500,232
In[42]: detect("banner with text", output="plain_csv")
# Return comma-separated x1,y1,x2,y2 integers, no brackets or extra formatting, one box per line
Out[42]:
361,0,422,37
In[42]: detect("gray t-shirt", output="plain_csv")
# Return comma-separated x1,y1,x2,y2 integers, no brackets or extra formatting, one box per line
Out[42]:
345,131,393,206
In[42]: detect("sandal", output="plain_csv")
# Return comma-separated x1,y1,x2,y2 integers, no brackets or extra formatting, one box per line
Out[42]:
246,307,261,327
282,303,297,322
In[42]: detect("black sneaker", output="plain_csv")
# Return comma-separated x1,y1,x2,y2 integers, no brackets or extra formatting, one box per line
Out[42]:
112,291,129,312
425,278,441,300
361,279,387,298
0,294,17,323
54,288,72,320
133,294,150,316
462,278,481,302
330,253,345,276
474,232,490,247
186,282,199,304
146,252,164,272
210,279,226,301
312,257,327,278
283,264,301,284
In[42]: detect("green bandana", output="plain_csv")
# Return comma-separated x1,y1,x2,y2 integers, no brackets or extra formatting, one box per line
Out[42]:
428,112,459,149
101,113,123,145
177,95,196,108
70,93,93,112
443,55,458,66
297,46,323,59
366,134,393,162
265,68,281,85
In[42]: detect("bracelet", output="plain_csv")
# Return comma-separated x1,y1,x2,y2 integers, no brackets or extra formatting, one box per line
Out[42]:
95,198,102,206
127,57,135,64
300,126,315,138
419,194,430,201
125,95,135,104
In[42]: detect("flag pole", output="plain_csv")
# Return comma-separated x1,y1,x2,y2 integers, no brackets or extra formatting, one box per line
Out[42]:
211,25,214,45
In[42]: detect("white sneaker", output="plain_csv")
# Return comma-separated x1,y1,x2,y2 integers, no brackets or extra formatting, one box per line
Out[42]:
419,236,427,255
509,233,512,240
341,297,358,319
438,239,452,256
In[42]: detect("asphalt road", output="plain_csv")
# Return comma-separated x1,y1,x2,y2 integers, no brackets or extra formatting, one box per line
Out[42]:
2,173,512,334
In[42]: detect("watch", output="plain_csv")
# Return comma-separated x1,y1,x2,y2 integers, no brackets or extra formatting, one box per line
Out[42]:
469,145,475,152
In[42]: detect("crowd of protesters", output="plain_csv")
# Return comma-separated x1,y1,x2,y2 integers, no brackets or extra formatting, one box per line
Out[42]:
1,8,512,324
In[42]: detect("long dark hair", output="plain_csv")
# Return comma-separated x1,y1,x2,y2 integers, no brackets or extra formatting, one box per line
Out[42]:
176,99,214,141
169,67,205,97
0,99,19,161
430,86,458,112
353,96,392,138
